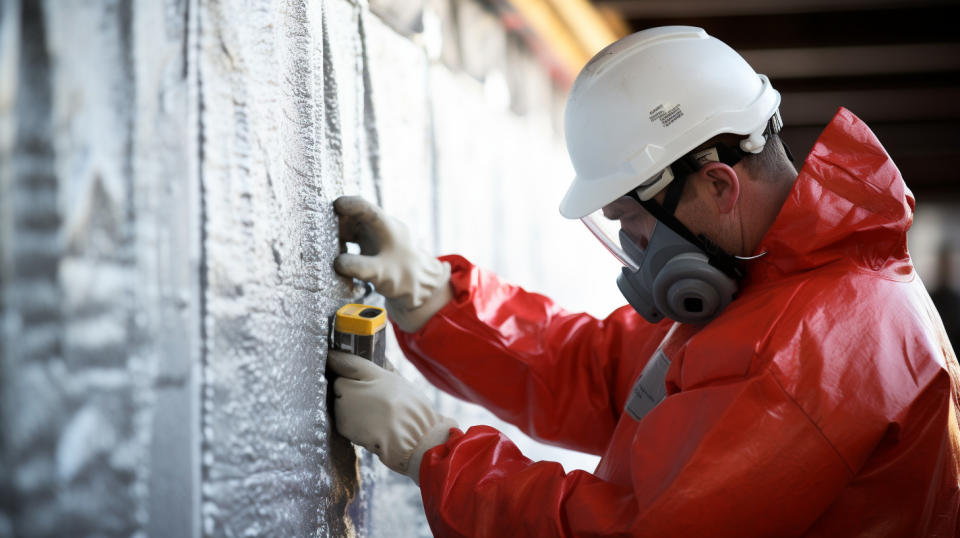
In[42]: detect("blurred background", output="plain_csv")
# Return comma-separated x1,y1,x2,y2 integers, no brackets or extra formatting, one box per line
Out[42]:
1,0,958,536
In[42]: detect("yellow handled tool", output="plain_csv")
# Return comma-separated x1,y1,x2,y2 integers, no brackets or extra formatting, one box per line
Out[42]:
330,303,387,366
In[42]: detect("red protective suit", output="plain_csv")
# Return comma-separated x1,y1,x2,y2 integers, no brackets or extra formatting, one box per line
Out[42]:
396,108,960,537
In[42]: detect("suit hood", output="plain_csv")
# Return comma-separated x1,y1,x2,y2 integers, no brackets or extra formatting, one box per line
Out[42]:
750,107,915,284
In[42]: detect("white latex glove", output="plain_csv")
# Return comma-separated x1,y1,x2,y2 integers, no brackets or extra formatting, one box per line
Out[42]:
328,350,457,484
333,196,452,333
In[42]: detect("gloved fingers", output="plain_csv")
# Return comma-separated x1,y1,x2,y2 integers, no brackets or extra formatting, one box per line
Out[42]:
333,253,383,283
333,196,393,248
333,195,380,219
331,377,392,454
331,377,376,436
331,375,371,398
327,349,384,380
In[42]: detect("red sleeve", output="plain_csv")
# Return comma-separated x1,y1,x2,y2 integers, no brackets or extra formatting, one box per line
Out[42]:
395,255,671,455
419,372,853,538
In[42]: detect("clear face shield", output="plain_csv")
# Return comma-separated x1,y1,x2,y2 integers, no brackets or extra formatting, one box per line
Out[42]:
581,194,658,273
581,162,677,273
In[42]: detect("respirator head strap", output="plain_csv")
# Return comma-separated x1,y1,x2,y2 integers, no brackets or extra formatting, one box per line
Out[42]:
759,113,796,164
660,154,699,214
630,193,745,281
661,142,744,214
660,173,688,214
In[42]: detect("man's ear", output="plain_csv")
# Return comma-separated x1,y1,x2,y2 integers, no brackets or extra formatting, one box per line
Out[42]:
699,162,740,214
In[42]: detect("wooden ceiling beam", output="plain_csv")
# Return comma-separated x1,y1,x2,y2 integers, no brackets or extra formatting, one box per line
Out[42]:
782,121,960,155
771,72,960,93
616,6,960,49
780,124,960,198
886,152,960,197
742,43,960,79
780,87,960,126
597,0,953,18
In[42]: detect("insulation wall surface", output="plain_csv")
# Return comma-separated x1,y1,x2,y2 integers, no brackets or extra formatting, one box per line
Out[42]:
0,0,621,536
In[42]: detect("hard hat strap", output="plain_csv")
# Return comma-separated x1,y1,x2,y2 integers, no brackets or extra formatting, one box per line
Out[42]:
763,111,796,164
780,136,796,164
660,169,689,214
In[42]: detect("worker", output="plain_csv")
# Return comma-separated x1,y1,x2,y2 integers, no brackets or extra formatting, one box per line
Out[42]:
327,26,960,536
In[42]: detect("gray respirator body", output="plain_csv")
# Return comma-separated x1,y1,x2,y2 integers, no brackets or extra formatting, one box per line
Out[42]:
616,225,738,325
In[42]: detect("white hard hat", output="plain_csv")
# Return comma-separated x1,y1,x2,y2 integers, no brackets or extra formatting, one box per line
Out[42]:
559,26,781,219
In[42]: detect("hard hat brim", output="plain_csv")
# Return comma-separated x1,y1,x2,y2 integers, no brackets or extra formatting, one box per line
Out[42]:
560,168,646,219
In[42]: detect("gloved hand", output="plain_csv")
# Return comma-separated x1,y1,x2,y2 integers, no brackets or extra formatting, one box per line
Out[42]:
333,196,452,333
328,350,457,484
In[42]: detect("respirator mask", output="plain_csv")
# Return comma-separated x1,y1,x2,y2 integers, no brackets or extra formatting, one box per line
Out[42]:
580,136,785,324
582,190,744,324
